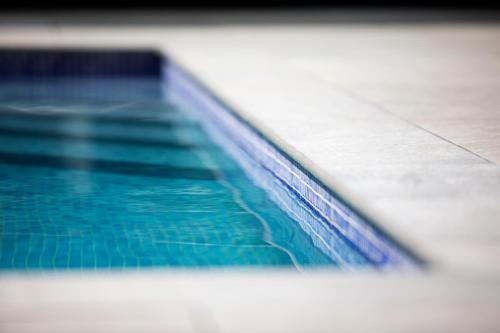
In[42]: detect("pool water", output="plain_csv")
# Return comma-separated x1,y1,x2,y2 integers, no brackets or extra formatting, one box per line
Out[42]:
0,78,369,270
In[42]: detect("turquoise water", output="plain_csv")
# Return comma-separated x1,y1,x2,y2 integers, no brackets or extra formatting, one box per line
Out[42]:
0,78,367,270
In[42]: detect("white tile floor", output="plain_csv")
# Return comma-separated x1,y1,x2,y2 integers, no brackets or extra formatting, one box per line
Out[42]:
0,18,499,332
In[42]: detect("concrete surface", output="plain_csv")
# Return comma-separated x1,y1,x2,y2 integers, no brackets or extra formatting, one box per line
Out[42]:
0,18,499,332
1,270,500,333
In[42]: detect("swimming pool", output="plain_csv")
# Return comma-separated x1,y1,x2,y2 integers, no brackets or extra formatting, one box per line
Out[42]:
0,49,418,270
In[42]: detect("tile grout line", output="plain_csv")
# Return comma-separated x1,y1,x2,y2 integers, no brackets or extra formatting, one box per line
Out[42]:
303,70,496,165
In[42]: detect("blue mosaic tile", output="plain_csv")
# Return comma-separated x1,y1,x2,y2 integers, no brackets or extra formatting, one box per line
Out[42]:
0,76,339,270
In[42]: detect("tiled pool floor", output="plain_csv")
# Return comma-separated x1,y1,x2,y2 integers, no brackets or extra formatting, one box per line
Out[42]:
0,78,370,270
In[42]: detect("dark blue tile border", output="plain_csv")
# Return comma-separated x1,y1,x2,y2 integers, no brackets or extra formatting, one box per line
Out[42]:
0,49,163,78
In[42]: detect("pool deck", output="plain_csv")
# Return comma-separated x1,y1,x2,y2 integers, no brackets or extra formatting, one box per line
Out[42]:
1,14,500,332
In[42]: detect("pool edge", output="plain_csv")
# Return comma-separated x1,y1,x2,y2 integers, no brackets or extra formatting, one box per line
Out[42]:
163,56,426,270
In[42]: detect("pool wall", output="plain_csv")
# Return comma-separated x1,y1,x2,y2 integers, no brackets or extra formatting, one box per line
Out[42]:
164,60,420,270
